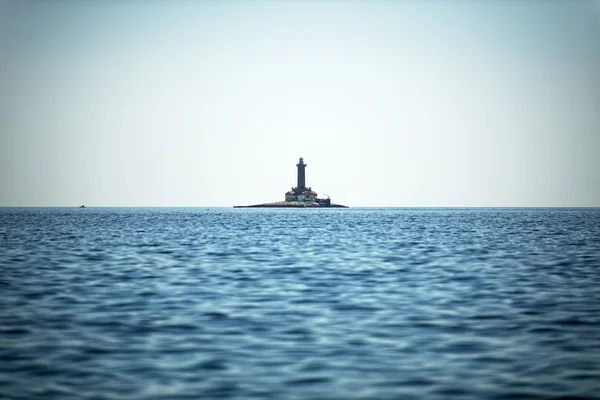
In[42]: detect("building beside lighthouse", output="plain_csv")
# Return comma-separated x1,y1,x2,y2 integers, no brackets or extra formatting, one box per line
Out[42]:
234,157,346,208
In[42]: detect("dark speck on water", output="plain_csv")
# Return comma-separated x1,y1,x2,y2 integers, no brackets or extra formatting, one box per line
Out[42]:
1,207,600,399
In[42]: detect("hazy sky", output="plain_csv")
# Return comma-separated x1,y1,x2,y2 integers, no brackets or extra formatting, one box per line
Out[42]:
1,0,599,207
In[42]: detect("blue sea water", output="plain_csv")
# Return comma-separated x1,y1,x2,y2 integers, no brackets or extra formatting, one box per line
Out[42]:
1,207,600,400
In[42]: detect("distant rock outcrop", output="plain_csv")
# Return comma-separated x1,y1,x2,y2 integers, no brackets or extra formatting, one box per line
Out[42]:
234,201,347,208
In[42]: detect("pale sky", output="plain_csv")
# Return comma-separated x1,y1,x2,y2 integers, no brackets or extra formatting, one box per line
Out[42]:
1,0,599,207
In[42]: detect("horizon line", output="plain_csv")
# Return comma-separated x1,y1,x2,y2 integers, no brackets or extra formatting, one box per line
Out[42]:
2,205,600,209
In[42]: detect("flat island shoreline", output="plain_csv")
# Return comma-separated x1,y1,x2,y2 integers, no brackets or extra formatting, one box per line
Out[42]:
234,201,348,208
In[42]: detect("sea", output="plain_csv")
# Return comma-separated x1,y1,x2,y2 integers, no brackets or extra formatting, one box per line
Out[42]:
1,207,599,400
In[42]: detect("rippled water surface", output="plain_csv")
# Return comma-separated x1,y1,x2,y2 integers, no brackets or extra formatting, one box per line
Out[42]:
1,207,600,399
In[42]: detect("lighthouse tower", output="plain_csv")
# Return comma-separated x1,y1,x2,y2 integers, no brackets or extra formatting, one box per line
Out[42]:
285,157,317,202
296,157,306,190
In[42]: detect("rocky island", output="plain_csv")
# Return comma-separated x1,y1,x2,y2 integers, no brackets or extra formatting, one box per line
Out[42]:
234,157,348,208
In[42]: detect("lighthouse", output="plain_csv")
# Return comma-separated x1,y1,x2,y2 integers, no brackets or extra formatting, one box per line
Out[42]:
296,157,306,190
285,157,318,202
